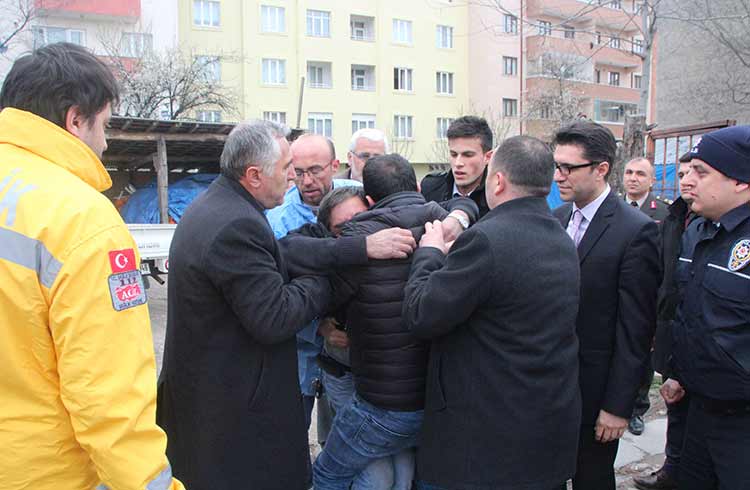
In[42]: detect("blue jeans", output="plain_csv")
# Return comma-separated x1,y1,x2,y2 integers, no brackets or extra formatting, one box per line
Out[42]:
313,392,422,490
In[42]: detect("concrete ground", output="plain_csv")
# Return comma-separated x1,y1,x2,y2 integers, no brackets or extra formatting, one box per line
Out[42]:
146,278,668,487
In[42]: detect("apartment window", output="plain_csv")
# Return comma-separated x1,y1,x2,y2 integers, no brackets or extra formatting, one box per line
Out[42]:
503,56,518,76
540,106,552,119
436,72,454,95
121,32,152,57
632,38,644,54
263,111,287,124
307,10,331,37
633,74,643,89
595,31,602,44
609,71,620,86
352,113,376,133
392,19,413,44
261,5,285,33
196,110,222,123
503,14,518,34
503,98,518,117
611,0,622,8
308,112,333,137
563,26,575,39
436,117,454,139
351,65,375,91
193,0,220,27
307,61,332,89
393,67,413,91
538,21,552,36
262,58,286,85
393,115,414,139
594,100,637,123
351,16,375,41
33,26,85,49
610,36,621,49
436,25,453,48
195,56,221,83
595,69,601,83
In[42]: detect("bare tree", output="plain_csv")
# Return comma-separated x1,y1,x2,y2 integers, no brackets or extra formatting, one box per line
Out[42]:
0,0,70,55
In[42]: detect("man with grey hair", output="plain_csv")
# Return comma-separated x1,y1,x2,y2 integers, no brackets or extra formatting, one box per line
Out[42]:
158,119,332,490
339,128,389,181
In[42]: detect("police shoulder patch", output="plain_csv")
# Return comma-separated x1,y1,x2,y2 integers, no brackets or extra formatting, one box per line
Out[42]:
728,238,750,272
108,269,147,311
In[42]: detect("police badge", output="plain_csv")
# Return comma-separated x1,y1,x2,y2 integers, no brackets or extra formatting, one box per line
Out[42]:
728,239,750,272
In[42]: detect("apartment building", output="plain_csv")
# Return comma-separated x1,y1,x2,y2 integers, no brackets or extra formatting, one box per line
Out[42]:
178,0,469,171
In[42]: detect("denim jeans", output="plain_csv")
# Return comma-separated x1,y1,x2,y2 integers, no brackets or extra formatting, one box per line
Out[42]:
313,392,423,490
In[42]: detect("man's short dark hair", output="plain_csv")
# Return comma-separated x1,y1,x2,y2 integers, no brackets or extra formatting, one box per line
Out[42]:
446,116,493,152
318,186,366,231
553,121,617,179
491,136,554,197
362,154,417,202
0,42,119,129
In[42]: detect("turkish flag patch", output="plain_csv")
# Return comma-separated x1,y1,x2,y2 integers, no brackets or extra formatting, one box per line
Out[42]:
109,249,137,273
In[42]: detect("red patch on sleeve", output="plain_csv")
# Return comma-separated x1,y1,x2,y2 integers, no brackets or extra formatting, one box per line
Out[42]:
650,200,657,209
109,249,137,273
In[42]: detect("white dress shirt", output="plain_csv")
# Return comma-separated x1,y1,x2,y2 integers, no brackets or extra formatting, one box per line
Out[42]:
566,184,611,242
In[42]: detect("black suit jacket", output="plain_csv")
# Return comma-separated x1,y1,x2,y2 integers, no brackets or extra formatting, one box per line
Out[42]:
157,176,331,490
404,197,582,490
554,191,660,425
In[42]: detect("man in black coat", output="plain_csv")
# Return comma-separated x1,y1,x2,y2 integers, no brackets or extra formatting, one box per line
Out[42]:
157,120,334,490
421,116,492,218
402,135,582,490
552,121,661,490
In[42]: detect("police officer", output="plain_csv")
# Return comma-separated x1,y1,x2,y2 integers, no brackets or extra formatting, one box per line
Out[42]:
661,125,750,489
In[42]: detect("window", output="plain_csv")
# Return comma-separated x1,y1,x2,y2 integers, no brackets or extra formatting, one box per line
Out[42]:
595,31,602,44
436,72,454,95
393,67,413,91
261,5,285,33
503,14,518,34
306,10,331,37
503,56,518,76
352,113,376,133
609,36,621,49
350,15,375,41
262,58,286,85
263,111,287,124
609,71,620,86
393,115,414,139
632,38,644,54
633,74,642,89
196,110,222,123
503,98,518,117
611,0,622,8
538,21,552,36
33,26,85,48
351,65,375,91
563,26,575,39
121,33,152,57
193,0,220,27
540,106,552,119
308,112,333,137
436,25,453,48
392,19,413,44
436,117,454,139
595,69,601,83
594,100,638,123
195,56,221,83
307,62,332,89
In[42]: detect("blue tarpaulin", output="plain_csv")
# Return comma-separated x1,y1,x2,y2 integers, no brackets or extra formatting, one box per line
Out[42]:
654,164,678,201
120,174,218,224
547,182,564,210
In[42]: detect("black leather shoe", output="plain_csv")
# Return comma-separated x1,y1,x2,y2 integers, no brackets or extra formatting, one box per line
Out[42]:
628,414,645,435
633,467,677,489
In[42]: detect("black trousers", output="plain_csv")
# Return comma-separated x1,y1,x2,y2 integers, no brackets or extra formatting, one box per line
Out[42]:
679,398,750,490
632,364,653,418
662,392,690,478
557,425,619,490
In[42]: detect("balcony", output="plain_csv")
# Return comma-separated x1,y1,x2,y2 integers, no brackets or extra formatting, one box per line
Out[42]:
351,65,375,91
526,34,642,69
35,0,140,22
307,61,333,89
350,15,375,42
526,76,640,104
526,0,640,32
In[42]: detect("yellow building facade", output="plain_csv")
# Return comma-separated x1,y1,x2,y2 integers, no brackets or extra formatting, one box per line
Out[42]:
178,0,470,172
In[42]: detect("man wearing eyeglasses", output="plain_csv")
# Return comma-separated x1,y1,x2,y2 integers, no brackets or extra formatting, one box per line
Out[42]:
552,121,661,490
339,128,389,182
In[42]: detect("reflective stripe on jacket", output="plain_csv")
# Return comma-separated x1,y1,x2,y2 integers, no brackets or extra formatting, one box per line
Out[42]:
0,108,183,490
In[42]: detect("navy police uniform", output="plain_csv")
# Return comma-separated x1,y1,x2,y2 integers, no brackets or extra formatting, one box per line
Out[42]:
670,125,750,490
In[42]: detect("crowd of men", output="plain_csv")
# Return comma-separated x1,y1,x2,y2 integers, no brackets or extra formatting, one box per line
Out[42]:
2,42,749,490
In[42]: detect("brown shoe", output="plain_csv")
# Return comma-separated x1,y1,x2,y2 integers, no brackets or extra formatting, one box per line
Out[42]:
633,467,677,489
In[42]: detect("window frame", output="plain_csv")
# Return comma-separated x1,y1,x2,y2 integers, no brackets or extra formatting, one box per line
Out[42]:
261,5,286,33
503,56,518,76
193,0,220,27
436,25,454,49
393,67,414,92
503,98,518,117
308,112,334,137
393,114,414,139
262,58,287,85
306,9,331,37
392,18,413,45
435,71,454,95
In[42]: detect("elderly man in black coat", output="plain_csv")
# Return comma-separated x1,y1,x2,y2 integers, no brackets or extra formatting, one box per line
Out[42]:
402,136,582,490
157,120,335,490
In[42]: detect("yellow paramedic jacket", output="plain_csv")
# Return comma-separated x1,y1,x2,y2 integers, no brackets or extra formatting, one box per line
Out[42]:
0,108,184,490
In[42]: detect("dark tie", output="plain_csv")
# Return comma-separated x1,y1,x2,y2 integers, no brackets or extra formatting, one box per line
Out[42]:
631,201,639,207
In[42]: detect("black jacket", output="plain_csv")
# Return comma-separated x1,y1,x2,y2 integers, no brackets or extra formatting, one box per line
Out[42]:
157,176,331,490
421,168,490,218
336,192,478,411
403,197,582,490
554,192,661,424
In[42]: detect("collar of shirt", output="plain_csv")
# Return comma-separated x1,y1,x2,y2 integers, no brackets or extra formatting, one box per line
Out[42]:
717,203,750,232
626,193,648,209
452,181,481,198
573,184,611,224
